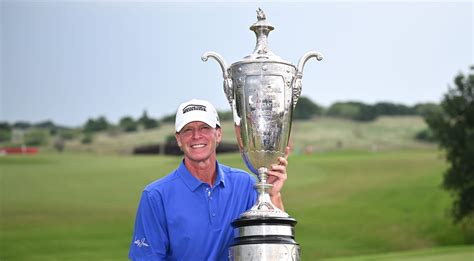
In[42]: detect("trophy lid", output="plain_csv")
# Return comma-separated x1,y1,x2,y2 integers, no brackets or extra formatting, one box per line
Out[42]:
242,8,286,63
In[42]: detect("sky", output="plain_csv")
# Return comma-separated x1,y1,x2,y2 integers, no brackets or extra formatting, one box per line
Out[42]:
1,0,473,127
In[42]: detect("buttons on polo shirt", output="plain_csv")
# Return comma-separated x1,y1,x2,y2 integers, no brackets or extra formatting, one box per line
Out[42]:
203,185,219,224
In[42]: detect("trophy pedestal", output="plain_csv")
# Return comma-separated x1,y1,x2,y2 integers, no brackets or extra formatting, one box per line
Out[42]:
229,217,300,261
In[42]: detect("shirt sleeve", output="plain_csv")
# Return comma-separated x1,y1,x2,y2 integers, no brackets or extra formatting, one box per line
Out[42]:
129,190,169,260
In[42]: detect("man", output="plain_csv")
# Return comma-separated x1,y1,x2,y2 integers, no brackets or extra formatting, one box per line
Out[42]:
129,99,289,260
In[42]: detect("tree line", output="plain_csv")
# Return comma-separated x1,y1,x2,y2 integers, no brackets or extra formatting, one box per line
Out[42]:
1,100,439,134
293,98,439,121
1,100,438,147
0,110,161,146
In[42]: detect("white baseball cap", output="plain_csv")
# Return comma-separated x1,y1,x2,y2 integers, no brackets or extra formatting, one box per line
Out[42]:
175,99,221,132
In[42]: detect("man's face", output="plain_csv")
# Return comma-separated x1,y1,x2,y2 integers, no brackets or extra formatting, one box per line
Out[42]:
175,121,222,164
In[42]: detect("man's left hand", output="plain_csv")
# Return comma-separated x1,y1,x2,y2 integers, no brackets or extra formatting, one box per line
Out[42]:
266,146,290,199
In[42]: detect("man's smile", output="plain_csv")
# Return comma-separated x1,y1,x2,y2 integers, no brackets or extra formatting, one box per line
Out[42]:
191,144,206,149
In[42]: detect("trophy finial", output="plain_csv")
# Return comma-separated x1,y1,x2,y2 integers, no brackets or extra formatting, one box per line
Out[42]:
256,8,266,21
248,8,279,59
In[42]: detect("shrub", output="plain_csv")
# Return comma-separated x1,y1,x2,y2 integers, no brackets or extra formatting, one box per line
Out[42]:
293,96,323,120
414,129,436,142
59,129,79,140
0,130,12,143
24,129,49,146
81,133,93,144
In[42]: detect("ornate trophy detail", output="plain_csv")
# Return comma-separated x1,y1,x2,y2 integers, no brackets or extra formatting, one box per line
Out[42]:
202,8,323,260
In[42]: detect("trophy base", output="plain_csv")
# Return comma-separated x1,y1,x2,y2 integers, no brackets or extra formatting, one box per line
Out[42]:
229,216,300,261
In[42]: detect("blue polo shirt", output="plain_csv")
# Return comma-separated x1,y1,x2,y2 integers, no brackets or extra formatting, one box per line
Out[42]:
129,160,257,260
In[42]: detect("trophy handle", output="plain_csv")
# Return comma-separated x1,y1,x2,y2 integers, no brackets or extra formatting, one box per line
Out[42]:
292,51,324,108
201,51,234,108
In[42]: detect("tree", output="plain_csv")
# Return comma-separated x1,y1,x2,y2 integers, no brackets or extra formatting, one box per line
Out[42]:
83,116,109,133
33,120,57,135
413,102,441,117
326,101,377,121
373,102,414,116
119,116,138,132
138,110,159,130
0,122,11,131
13,121,31,129
355,103,377,121
425,66,474,224
33,121,55,129
96,116,109,131
161,113,175,123
293,96,323,120
0,122,12,143
327,102,359,119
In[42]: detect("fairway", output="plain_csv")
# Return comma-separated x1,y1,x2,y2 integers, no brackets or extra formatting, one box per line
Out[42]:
324,245,474,261
0,149,471,260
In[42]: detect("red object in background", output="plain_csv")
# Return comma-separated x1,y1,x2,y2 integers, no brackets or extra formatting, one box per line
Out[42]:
0,147,38,155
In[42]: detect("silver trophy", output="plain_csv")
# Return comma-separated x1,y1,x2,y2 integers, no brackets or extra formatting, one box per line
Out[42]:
202,8,323,260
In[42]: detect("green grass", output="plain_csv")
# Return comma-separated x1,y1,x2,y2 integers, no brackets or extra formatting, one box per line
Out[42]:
324,245,474,260
279,150,466,259
1,149,471,260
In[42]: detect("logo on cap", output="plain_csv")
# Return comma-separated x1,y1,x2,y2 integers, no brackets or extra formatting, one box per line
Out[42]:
183,104,207,114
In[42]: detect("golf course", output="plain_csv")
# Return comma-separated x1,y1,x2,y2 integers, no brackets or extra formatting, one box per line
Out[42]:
1,117,473,260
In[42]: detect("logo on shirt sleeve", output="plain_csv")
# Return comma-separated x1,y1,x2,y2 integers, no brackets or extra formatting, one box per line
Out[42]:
134,237,150,248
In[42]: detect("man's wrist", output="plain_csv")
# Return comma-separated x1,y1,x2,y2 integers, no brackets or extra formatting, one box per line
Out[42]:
270,192,281,199
269,192,284,210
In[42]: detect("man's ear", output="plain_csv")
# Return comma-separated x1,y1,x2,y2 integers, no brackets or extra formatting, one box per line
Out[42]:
175,133,182,147
216,127,223,144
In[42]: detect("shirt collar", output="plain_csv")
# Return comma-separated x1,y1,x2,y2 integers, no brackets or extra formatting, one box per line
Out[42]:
178,160,226,192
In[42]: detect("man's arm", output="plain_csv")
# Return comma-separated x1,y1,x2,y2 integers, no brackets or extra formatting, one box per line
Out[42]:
129,191,168,260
